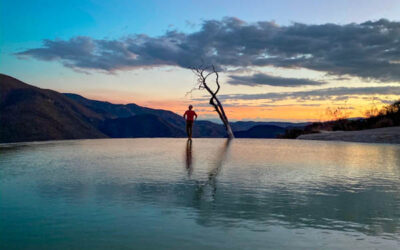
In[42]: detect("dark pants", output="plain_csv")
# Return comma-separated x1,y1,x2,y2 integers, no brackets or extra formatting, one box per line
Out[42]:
186,120,194,138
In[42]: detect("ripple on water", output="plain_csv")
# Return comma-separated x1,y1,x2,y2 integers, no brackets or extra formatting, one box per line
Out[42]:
1,138,400,249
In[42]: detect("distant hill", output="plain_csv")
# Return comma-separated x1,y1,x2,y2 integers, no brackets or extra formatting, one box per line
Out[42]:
0,74,226,142
234,125,285,138
99,114,185,138
64,93,183,128
230,121,308,132
65,93,225,138
1,73,306,142
0,74,106,143
192,120,226,137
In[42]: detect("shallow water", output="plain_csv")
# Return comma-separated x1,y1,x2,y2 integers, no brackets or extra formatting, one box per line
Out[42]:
1,138,400,249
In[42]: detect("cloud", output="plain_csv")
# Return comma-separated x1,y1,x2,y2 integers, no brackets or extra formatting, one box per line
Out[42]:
217,86,400,102
228,73,325,87
16,17,400,82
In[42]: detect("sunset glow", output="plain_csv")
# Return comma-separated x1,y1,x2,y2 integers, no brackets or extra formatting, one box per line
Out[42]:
2,0,400,121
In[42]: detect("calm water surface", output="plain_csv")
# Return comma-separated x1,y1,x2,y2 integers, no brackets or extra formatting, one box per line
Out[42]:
1,139,400,249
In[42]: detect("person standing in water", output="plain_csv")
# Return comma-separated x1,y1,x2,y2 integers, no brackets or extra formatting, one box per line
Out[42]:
183,105,198,139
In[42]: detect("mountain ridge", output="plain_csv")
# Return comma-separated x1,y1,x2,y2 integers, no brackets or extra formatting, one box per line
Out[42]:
235,124,286,138
0,74,107,143
1,74,303,142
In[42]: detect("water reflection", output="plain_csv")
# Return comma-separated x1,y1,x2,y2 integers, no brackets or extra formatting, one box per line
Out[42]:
29,140,400,235
185,139,193,177
1,139,400,247
194,138,231,201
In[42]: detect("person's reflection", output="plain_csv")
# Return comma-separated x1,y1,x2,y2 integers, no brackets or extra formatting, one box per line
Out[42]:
195,138,232,200
185,139,193,177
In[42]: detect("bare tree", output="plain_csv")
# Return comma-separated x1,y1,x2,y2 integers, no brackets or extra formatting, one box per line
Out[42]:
190,65,234,138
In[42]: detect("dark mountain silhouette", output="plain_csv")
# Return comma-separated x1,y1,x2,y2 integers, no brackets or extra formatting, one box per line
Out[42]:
64,93,183,128
0,74,106,143
65,93,225,138
231,121,308,132
234,124,285,138
1,73,301,142
99,114,185,138
192,120,226,137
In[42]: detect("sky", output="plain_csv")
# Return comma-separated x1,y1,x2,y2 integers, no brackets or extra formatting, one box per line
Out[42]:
2,0,400,122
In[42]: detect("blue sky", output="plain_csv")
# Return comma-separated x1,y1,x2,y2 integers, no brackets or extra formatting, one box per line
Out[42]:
2,0,400,45
2,0,400,121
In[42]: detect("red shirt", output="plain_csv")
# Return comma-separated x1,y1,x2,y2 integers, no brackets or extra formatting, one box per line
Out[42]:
184,110,197,121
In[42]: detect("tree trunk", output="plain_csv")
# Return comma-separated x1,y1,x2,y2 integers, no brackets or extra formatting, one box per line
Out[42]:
191,65,235,139
207,89,234,139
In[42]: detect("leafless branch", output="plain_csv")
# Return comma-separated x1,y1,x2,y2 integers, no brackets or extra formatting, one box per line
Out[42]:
189,64,234,138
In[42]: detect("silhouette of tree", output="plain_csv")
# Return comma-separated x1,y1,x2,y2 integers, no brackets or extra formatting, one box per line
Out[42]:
190,65,234,138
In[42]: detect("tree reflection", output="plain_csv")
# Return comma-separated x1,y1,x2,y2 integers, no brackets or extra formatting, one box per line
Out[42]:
29,139,400,237
194,138,232,201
